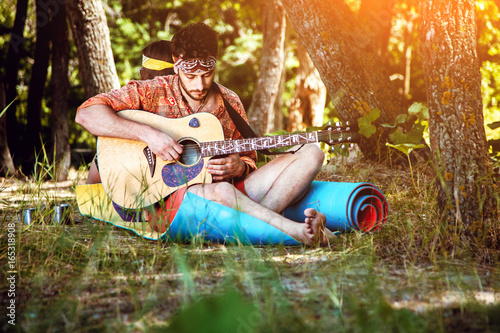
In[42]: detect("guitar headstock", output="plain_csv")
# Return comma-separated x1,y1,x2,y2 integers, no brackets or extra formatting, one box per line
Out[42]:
318,121,360,147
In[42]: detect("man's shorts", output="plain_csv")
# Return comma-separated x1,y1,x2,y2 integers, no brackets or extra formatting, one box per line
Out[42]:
148,179,247,233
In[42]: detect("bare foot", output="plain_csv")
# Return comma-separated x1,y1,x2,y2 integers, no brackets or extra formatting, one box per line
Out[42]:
303,208,335,247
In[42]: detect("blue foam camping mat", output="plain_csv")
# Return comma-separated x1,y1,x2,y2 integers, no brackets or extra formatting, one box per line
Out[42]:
165,181,389,245
282,181,389,232
166,192,302,246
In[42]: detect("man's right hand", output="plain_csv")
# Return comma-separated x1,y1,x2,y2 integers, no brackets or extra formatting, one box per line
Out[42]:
76,105,184,162
142,128,183,162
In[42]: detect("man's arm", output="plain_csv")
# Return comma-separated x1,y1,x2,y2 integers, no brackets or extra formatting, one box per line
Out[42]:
76,105,183,161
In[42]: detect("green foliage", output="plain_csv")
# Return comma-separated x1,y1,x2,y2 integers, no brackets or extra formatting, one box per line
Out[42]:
0,97,16,118
218,33,261,108
158,290,259,333
357,108,380,139
107,5,156,84
386,102,429,146
477,1,500,160
383,102,429,190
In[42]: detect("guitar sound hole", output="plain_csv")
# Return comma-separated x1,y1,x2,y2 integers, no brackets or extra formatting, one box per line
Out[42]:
178,139,201,166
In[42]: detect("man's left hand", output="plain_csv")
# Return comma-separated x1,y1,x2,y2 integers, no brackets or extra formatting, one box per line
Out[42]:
207,154,246,181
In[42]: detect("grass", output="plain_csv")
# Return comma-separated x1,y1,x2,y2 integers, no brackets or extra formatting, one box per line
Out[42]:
1,158,499,332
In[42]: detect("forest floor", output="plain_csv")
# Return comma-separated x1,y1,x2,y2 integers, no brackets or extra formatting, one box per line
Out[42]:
1,157,499,332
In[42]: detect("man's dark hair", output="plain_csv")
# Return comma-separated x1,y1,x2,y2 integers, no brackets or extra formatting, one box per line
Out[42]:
171,22,218,59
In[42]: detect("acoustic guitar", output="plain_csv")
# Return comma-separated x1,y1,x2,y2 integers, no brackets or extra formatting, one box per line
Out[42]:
97,110,359,209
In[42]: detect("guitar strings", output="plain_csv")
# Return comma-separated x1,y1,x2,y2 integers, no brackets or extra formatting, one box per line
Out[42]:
174,128,354,160
178,128,353,149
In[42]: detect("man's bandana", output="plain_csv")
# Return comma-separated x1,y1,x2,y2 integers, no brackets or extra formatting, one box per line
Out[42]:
142,55,174,71
174,56,217,74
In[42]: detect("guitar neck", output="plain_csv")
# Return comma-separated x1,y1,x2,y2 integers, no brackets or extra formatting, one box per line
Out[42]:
200,132,319,157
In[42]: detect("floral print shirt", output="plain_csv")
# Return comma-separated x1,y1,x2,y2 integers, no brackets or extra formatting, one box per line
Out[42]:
78,75,257,176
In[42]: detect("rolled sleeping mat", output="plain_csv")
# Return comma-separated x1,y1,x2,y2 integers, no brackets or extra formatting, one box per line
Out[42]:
282,181,389,232
166,192,302,246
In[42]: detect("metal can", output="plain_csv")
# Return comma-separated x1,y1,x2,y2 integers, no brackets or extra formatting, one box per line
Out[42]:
20,208,36,225
53,204,71,224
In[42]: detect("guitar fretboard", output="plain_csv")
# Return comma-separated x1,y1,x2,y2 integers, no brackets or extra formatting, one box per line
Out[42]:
200,132,319,157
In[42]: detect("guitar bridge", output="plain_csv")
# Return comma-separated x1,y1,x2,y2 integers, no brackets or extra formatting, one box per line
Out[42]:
143,146,156,178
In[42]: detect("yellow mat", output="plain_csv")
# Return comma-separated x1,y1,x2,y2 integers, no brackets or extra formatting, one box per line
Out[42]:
76,183,163,240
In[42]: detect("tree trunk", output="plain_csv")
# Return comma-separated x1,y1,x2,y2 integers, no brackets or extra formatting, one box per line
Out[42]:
272,23,293,132
51,2,71,181
281,0,405,159
419,0,497,237
0,79,16,177
248,0,287,136
273,61,286,131
66,0,120,98
25,0,53,171
357,0,395,63
286,42,327,132
4,0,29,167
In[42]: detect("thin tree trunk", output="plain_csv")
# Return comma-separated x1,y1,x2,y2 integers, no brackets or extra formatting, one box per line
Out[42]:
287,42,327,132
419,0,497,239
282,0,405,159
273,62,286,131
0,79,16,177
66,0,120,98
51,2,71,181
403,22,413,98
248,0,287,136
25,0,53,171
358,0,395,62
273,22,293,131
4,0,29,167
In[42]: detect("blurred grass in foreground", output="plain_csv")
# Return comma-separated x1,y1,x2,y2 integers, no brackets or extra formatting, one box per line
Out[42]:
1,156,499,333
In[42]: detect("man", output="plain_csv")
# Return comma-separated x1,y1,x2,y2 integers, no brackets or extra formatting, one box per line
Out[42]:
76,22,333,246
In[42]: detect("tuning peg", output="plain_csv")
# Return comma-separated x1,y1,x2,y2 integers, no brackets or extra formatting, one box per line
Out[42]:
349,143,355,148
335,121,341,127
341,144,345,149
346,121,350,126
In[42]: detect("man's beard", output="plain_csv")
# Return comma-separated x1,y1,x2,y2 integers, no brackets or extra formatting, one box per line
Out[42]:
179,78,209,101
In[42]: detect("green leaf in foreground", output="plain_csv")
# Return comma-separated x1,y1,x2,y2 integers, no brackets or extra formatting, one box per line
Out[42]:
159,290,259,333
0,97,17,118
358,108,381,138
386,143,427,156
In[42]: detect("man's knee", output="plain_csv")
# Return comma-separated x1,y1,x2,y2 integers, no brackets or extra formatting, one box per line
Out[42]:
299,144,325,165
188,182,236,203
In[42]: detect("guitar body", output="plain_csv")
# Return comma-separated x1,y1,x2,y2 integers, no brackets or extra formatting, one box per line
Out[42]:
97,110,224,209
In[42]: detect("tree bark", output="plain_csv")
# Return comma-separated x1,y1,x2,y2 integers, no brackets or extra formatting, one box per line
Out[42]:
248,0,287,136
0,79,16,177
25,0,53,171
287,42,327,132
66,0,120,98
419,0,497,233
281,0,405,159
4,0,29,167
51,2,71,181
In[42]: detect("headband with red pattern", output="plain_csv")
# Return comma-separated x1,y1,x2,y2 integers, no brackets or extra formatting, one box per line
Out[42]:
174,56,217,73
